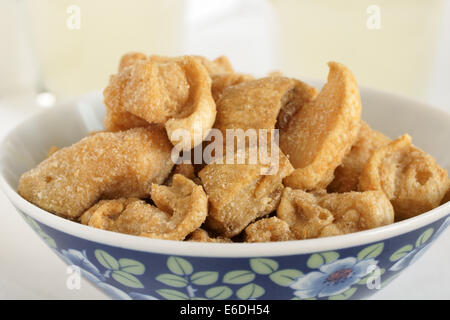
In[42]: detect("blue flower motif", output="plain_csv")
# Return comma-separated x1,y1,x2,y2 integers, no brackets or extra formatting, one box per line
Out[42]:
290,257,377,299
58,249,105,282
390,218,449,272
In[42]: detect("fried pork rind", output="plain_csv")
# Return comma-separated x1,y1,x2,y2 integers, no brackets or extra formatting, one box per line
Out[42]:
188,229,233,243
211,73,254,101
327,121,390,193
118,53,233,75
193,55,234,74
244,217,293,242
18,127,174,219
104,56,216,150
359,134,450,220
199,146,294,237
46,146,59,158
80,175,207,240
165,163,202,186
277,188,394,239
281,62,362,190
118,52,148,71
106,53,231,137
214,77,317,132
441,188,450,205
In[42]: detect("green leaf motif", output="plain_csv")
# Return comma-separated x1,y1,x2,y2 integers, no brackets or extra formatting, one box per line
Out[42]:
190,271,219,285
205,286,233,300
167,257,193,276
95,250,119,270
40,232,57,249
236,283,265,300
416,228,434,248
25,216,41,231
111,270,144,288
357,268,385,285
156,273,188,288
157,289,189,300
389,245,413,262
223,270,255,285
357,242,384,260
249,258,278,275
328,287,357,300
118,258,145,275
269,269,303,287
307,251,339,269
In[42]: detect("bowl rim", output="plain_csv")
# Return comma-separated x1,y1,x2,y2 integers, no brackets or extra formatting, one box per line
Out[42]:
1,89,449,258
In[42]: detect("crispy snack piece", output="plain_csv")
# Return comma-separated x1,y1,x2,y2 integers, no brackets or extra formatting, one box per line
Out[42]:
359,134,450,219
18,127,174,219
328,121,390,193
193,55,234,74
441,188,450,205
81,175,208,240
244,217,293,242
118,53,233,74
118,52,148,71
199,146,294,237
211,73,254,101
188,229,233,243
104,56,216,150
214,77,317,132
277,188,394,239
165,163,201,186
281,62,362,190
46,146,59,158
107,53,232,135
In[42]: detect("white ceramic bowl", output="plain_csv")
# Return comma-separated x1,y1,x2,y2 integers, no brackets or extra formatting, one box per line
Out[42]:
0,89,449,300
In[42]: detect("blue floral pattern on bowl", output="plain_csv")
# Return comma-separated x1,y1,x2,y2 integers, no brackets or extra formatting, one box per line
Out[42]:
19,208,449,300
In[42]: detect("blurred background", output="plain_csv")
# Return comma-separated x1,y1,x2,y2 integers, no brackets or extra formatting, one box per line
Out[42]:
0,0,449,299
1,0,450,111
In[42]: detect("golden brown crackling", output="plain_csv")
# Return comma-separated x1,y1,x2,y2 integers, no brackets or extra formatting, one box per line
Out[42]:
244,217,293,242
46,146,59,158
277,188,394,239
164,163,197,187
81,175,207,240
327,121,391,193
358,134,450,219
18,126,174,219
117,52,233,74
211,73,254,101
214,76,317,132
118,52,148,71
187,229,233,243
441,188,450,205
199,144,294,238
104,56,216,150
281,62,362,190
193,55,234,74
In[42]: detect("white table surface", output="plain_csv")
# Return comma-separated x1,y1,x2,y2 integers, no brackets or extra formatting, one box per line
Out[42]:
0,98,448,300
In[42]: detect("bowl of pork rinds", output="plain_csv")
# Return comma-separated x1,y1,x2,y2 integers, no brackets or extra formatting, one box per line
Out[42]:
1,54,449,300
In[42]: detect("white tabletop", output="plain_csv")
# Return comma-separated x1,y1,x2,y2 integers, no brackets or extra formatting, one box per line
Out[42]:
0,98,448,300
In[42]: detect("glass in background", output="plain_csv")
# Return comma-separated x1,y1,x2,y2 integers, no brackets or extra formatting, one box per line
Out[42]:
24,0,184,98
270,0,446,102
